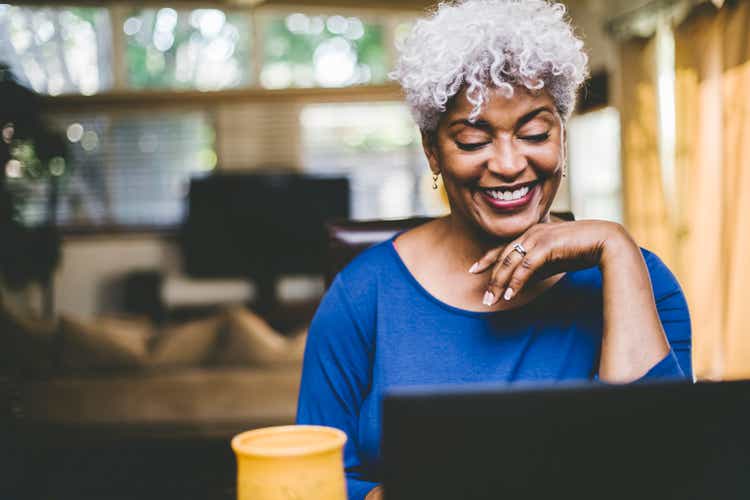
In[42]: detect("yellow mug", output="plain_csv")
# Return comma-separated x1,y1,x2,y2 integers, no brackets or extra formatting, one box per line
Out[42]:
231,425,348,500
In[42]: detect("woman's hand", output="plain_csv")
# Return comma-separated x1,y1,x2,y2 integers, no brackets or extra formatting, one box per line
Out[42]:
365,485,384,500
469,219,630,304
469,219,671,383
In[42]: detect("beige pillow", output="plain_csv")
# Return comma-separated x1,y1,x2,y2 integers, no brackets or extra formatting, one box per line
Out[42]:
217,306,306,367
148,315,223,368
59,315,153,372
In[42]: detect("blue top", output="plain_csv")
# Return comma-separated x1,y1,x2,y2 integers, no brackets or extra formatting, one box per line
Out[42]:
296,237,692,500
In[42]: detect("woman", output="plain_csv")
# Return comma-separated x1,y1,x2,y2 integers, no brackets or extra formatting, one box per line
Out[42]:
297,1,692,499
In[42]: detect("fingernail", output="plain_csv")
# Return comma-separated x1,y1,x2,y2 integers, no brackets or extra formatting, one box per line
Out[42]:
482,291,495,306
503,288,514,301
468,262,479,274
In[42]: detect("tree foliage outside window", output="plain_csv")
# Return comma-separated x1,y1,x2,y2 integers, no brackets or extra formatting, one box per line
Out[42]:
0,5,113,95
0,6,397,94
261,13,387,88
124,8,252,90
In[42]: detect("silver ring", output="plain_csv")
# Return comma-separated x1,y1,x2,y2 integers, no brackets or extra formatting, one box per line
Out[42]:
512,242,527,257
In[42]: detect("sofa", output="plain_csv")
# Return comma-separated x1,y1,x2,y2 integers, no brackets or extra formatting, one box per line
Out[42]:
1,301,305,439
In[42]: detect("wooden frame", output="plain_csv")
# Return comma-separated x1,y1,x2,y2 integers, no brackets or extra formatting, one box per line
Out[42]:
40,84,404,112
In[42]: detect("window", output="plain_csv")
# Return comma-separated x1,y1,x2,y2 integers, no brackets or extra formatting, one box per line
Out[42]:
124,8,252,90
0,5,113,95
1,5,423,229
0,5,401,95
300,102,446,219
567,107,623,222
9,111,215,227
260,12,388,89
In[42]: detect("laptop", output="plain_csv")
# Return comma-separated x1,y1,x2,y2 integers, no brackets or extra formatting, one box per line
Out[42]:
382,379,750,500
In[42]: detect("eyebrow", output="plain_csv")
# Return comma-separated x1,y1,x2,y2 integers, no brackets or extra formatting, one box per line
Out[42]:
448,106,554,129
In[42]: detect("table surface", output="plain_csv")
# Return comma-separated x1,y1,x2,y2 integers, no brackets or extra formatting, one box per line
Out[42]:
4,421,240,500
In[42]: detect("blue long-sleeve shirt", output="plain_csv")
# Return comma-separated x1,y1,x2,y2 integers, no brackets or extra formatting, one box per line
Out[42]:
296,237,692,500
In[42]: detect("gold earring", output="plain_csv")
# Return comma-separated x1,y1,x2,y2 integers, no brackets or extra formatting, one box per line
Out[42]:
432,173,439,190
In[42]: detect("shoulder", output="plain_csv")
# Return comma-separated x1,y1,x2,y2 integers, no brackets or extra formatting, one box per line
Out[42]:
336,239,397,300
314,239,396,335
639,248,684,301
639,248,691,336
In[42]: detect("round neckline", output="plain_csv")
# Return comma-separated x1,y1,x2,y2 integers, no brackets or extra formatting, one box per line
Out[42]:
386,233,571,319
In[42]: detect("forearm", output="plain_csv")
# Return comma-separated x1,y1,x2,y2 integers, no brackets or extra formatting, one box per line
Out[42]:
598,229,670,383
364,484,384,500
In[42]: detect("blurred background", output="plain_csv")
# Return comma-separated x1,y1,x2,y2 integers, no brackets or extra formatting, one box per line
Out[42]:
0,0,748,495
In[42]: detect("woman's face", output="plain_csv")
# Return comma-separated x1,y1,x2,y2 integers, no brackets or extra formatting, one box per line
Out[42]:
423,86,565,241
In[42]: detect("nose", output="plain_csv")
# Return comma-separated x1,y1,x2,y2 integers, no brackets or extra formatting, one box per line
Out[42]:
486,137,526,181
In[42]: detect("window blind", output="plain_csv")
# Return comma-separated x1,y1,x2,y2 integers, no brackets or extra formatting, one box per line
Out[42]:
12,110,216,228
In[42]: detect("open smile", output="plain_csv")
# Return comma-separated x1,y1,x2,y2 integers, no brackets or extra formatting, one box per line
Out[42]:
478,181,539,211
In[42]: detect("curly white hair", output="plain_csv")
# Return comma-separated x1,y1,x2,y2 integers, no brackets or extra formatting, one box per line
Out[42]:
389,0,589,133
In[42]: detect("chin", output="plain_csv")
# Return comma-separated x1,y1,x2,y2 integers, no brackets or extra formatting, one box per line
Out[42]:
469,193,548,241
479,215,538,241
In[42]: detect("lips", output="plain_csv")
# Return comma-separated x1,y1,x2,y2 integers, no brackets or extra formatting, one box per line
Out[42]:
479,181,539,211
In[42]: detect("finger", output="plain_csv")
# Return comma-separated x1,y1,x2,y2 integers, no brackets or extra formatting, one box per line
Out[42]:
468,246,503,274
470,224,544,274
483,239,531,305
504,248,547,301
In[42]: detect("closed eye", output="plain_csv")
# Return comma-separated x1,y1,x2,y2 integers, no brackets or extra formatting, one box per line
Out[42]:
455,141,490,151
520,132,550,143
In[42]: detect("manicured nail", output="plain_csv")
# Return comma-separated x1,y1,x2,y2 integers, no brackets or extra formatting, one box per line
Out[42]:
503,288,514,301
482,291,495,306
468,262,479,274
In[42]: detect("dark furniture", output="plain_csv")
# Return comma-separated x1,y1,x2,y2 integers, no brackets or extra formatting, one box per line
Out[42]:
182,172,350,314
4,422,237,500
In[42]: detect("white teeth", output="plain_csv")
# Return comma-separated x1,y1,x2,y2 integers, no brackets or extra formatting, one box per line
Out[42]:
486,185,531,201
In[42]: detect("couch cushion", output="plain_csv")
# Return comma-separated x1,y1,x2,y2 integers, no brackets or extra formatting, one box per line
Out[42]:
59,315,153,372
216,307,305,367
148,315,223,369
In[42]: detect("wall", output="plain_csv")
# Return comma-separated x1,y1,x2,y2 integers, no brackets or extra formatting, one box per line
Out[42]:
53,233,179,319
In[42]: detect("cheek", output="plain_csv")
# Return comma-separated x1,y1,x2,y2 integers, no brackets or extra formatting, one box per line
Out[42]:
438,150,484,184
527,144,563,174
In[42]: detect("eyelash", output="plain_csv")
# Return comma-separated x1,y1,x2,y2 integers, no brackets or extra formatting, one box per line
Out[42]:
455,132,550,151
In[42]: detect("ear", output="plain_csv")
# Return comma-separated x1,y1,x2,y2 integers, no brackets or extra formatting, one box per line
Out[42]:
420,129,441,176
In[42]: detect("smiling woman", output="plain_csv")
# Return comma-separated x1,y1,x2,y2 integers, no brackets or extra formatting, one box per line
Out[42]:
295,2,692,500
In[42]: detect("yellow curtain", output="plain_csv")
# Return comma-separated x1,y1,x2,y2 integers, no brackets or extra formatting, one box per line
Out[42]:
619,37,677,269
640,0,750,379
717,0,750,378
621,0,750,379
674,4,725,379
673,0,750,379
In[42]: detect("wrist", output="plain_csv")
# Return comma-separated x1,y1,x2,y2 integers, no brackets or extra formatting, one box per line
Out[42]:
598,223,640,270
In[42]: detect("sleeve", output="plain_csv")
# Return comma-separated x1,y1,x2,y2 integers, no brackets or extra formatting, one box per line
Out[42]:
296,276,379,500
635,249,693,381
